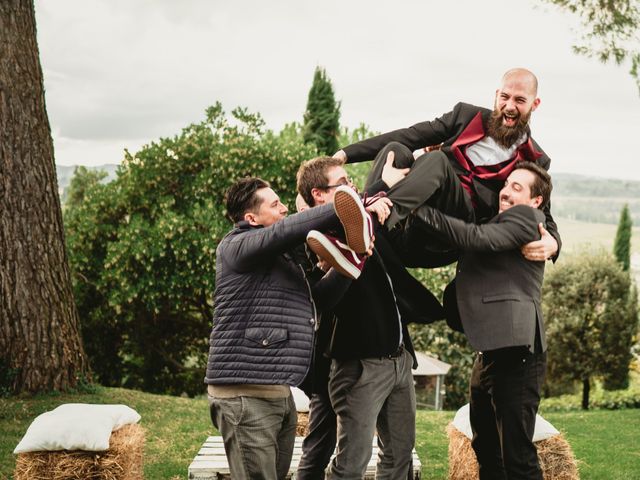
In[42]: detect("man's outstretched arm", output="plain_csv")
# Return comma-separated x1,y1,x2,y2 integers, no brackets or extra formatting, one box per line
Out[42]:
415,204,545,253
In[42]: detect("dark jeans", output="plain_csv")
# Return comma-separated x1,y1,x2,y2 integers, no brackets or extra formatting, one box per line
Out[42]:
470,347,547,480
297,392,337,480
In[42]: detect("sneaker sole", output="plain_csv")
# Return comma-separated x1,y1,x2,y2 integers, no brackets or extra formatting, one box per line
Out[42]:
307,233,360,280
334,188,371,254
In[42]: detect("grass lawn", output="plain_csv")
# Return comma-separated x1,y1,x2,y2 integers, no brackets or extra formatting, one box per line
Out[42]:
1,387,639,479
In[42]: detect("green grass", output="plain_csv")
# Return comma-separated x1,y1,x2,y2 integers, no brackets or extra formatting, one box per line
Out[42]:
1,387,639,479
0,387,212,480
543,410,640,480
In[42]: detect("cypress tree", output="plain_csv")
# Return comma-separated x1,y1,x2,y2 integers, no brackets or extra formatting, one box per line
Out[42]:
303,66,341,155
613,204,632,271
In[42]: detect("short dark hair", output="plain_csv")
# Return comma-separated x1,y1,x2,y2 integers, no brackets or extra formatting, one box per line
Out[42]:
513,161,552,208
296,156,345,207
224,177,270,223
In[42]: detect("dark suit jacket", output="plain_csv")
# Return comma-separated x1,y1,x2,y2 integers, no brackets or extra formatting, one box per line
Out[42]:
343,102,561,257
416,204,547,353
329,227,446,367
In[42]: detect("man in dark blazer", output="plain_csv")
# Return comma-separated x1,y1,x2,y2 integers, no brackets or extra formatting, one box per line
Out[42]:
334,68,560,266
416,161,552,480
295,157,445,480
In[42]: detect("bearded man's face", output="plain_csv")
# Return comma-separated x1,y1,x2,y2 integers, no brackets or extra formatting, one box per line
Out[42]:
486,104,532,148
487,75,540,148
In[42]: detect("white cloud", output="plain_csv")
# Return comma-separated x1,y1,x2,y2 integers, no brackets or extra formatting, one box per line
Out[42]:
35,0,639,180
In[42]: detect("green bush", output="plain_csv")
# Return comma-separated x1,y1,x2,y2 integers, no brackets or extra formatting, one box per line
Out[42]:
542,250,637,407
64,104,317,396
541,387,640,412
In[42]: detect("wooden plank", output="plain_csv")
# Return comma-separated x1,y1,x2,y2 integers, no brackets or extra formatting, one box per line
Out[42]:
189,436,421,480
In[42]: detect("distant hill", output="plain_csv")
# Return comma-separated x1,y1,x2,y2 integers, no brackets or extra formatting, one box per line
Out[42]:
551,173,640,225
552,173,640,198
55,166,639,225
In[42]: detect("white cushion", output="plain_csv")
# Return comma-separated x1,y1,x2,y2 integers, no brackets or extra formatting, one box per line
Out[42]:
452,403,559,442
14,403,141,453
291,387,310,413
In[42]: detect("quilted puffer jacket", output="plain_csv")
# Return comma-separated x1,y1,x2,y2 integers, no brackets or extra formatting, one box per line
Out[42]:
204,203,339,387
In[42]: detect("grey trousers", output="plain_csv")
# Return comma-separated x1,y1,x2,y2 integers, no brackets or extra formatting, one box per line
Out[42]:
209,394,297,480
327,349,416,480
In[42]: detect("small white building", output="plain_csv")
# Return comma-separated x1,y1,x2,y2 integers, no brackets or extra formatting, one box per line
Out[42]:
412,352,451,410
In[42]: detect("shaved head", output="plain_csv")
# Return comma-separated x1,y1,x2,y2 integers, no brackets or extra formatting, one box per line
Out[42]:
501,68,538,96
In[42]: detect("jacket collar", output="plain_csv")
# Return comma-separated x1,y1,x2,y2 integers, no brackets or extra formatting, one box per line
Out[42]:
236,220,263,231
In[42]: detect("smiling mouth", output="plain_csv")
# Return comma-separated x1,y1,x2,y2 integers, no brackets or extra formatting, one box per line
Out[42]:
503,112,518,126
499,197,512,209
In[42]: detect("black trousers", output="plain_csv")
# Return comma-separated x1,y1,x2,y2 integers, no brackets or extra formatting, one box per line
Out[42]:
297,392,337,480
364,141,474,228
470,347,547,480
364,142,472,267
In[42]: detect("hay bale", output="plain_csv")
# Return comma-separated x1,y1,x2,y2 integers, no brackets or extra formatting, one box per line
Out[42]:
14,423,144,480
296,412,310,437
446,423,579,480
447,424,478,480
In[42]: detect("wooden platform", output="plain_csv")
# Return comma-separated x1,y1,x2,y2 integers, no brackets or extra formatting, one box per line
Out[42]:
188,436,421,479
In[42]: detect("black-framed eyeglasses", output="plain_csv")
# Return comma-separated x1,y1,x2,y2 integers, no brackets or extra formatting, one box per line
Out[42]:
319,177,353,190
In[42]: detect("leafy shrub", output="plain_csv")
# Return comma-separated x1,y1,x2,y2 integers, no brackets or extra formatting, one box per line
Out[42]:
64,104,317,396
540,387,640,412
542,250,637,407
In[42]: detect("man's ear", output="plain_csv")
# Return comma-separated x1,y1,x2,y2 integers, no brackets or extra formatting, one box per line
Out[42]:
311,187,324,206
244,211,259,226
531,97,541,112
531,195,543,209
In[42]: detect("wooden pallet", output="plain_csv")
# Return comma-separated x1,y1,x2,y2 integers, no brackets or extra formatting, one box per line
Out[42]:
188,436,421,479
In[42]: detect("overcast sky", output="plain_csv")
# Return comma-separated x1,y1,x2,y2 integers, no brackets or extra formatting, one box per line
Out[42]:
35,0,639,180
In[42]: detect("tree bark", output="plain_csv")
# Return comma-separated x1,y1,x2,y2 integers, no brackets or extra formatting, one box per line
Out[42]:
581,376,590,410
0,0,89,393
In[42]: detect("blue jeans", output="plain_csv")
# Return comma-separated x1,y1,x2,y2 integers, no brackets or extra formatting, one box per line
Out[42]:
209,393,297,480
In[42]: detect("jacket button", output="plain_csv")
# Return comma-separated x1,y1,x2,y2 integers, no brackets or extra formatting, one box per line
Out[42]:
309,318,315,325
262,339,269,346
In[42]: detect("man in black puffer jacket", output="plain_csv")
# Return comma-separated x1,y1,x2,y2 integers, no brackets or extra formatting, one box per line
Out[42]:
205,177,364,480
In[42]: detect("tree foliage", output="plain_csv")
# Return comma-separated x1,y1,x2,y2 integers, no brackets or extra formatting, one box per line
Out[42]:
303,66,341,155
64,104,316,395
65,166,108,210
543,0,640,92
613,203,633,270
602,280,639,390
542,251,635,408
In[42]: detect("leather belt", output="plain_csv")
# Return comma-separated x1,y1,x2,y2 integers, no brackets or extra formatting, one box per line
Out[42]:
385,343,405,359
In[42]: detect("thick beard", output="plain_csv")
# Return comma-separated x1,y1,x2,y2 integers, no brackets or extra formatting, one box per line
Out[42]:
486,108,531,148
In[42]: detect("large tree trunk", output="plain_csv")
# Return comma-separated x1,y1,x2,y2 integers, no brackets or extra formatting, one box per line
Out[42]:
0,0,89,393
581,376,590,410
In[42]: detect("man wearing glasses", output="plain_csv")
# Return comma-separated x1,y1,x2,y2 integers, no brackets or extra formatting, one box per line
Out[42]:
296,156,444,480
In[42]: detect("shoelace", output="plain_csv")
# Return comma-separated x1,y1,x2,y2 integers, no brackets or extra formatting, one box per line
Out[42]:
334,238,365,264
361,191,387,208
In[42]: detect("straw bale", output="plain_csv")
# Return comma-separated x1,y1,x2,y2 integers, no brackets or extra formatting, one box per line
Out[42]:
296,412,310,437
15,423,144,480
446,423,579,480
